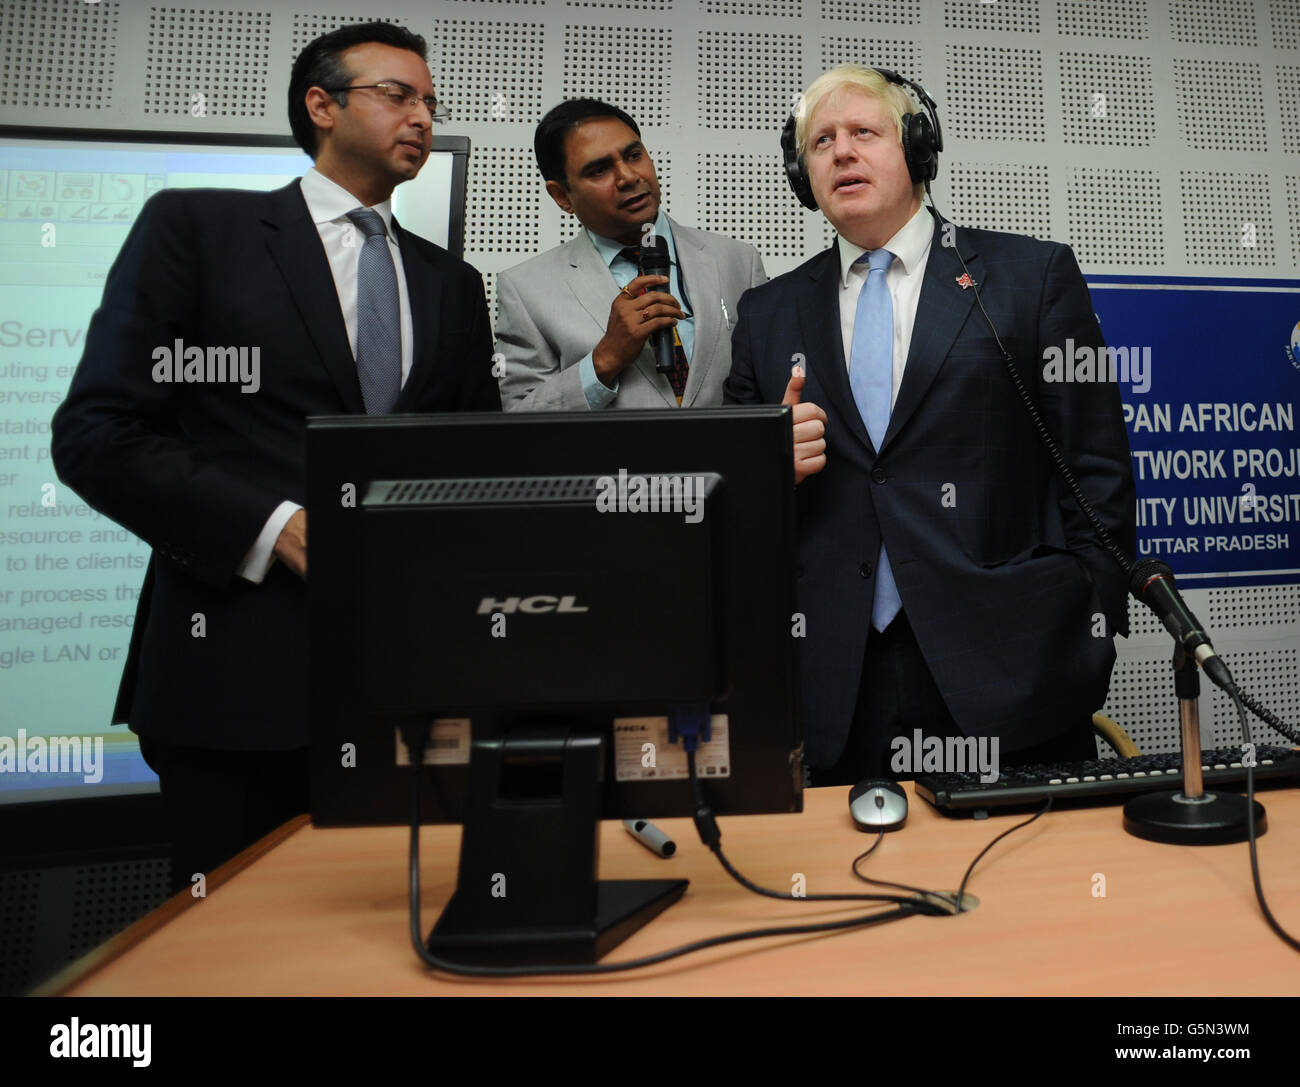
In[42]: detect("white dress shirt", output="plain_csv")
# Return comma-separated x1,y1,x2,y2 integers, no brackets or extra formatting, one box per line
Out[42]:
836,203,935,410
237,167,415,582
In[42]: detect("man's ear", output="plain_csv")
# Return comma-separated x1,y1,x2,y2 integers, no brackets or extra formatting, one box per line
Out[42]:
304,87,338,143
545,179,573,215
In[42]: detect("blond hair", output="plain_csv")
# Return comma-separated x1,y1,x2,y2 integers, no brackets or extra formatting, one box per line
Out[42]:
794,65,919,158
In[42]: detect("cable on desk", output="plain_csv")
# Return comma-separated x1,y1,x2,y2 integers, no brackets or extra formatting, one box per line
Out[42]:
1229,684,1300,953
845,682,1300,942
850,831,935,900
844,792,1053,912
399,724,937,979
684,747,955,912
951,798,1052,913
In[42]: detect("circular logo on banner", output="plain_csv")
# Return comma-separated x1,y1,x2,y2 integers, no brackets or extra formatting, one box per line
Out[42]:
1287,321,1300,374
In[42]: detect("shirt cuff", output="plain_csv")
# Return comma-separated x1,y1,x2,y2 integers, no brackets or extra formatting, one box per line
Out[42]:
580,352,619,410
237,500,302,583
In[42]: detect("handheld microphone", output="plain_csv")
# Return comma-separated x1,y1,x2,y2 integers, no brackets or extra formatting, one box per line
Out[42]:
1129,557,1233,691
637,236,676,374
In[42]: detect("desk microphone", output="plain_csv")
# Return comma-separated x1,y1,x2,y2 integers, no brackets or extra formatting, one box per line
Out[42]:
1129,557,1232,691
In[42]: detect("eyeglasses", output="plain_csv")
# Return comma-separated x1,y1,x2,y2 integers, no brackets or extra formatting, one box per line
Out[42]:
325,81,450,123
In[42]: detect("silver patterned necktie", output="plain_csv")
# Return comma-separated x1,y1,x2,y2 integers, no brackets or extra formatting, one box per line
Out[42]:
346,207,401,414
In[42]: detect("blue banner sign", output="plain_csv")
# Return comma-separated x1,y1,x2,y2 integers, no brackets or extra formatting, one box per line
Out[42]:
1087,275,1300,588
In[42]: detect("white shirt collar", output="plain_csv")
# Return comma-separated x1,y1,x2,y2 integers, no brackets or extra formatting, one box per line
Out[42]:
837,203,935,286
299,167,395,235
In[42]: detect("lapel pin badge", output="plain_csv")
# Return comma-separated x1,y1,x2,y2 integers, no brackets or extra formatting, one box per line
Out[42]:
956,273,976,290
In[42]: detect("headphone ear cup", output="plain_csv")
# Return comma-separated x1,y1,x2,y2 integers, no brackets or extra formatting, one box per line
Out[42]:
906,112,938,183
899,115,917,183
794,154,817,209
780,112,819,210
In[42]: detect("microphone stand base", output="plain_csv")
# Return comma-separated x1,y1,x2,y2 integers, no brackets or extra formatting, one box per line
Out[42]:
1123,789,1266,845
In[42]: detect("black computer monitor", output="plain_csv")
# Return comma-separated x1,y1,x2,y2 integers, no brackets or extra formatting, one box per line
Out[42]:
306,408,802,963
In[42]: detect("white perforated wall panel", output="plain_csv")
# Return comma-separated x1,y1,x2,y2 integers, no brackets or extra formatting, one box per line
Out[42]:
1180,170,1275,266
1067,167,1164,265
821,37,923,84
821,0,922,25
1170,0,1258,48
144,6,272,120
699,31,803,132
1286,175,1300,266
950,163,1052,239
1,0,120,111
1274,0,1300,51
1056,0,1149,40
944,0,1040,35
436,17,545,124
562,25,670,127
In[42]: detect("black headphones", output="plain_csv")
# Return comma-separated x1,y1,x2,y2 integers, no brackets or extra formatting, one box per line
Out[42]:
781,68,943,210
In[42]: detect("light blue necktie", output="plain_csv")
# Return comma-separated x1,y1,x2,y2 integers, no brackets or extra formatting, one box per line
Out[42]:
849,249,902,632
347,208,401,414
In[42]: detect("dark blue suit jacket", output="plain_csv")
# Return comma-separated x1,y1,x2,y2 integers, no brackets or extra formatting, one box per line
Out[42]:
51,180,500,751
724,210,1136,768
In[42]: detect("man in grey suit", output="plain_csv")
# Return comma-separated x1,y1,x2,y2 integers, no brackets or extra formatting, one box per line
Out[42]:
497,99,766,410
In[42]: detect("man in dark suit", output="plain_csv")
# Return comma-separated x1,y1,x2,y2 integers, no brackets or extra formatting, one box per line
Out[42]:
51,21,499,889
725,66,1135,783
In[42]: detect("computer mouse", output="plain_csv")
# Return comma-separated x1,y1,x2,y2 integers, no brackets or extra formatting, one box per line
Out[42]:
848,778,908,832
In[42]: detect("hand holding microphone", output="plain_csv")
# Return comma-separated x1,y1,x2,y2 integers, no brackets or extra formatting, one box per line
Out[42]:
591,262,684,387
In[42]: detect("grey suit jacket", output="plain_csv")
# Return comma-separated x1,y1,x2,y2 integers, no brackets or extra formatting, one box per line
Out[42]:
496,215,766,410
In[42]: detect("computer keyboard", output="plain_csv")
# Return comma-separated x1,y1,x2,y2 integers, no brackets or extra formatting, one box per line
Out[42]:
915,744,1300,817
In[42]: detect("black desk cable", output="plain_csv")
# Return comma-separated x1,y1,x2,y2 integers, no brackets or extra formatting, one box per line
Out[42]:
851,798,1054,913
1229,686,1300,952
402,722,939,980
401,709,1093,978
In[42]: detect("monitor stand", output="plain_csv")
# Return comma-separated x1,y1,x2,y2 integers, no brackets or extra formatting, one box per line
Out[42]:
425,730,688,966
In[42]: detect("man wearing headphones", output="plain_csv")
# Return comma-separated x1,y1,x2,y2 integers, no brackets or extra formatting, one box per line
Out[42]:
724,65,1135,784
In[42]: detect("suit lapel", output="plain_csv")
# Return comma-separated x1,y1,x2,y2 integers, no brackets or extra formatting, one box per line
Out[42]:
882,213,981,450
263,181,365,413
391,217,442,412
565,231,623,332
802,243,875,453
563,230,674,405
672,219,723,408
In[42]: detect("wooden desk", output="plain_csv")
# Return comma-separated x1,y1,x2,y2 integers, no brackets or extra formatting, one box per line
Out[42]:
47,784,1300,996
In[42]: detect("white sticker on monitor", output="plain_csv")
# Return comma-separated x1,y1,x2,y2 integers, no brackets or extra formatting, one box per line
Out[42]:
613,715,731,782
394,718,472,766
